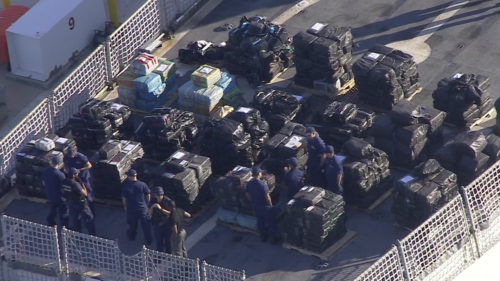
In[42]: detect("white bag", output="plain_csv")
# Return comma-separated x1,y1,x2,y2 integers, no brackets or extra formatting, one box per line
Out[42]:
35,138,55,152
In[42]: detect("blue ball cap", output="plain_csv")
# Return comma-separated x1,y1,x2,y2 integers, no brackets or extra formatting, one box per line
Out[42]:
326,145,335,154
126,169,137,177
252,167,262,176
152,186,164,195
286,157,298,167
305,126,316,134
68,168,79,176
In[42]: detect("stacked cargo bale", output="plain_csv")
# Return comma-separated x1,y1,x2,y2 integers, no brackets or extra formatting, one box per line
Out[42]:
68,100,132,150
284,186,346,253
227,107,270,162
393,159,458,228
369,100,446,169
224,16,293,84
435,131,498,185
340,138,392,207
135,107,198,161
293,23,355,93
213,165,276,215
93,140,144,200
16,135,76,197
117,53,177,112
261,122,308,179
199,118,253,175
253,88,303,133
432,73,494,127
312,101,375,148
353,45,420,109
495,98,500,135
178,40,225,64
178,65,227,115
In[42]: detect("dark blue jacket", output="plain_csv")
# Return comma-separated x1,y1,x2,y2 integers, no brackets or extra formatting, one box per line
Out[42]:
121,180,150,215
42,167,66,203
284,168,304,199
307,136,326,169
64,152,91,183
325,156,344,194
246,178,270,215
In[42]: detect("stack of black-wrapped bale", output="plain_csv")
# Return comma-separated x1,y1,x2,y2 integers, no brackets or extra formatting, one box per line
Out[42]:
495,98,500,135
68,100,132,149
369,100,446,169
293,23,355,93
340,138,392,207
94,140,144,199
353,45,420,109
312,101,375,148
435,131,499,186
135,107,198,160
253,88,302,134
227,107,270,162
433,73,494,127
393,159,458,228
199,118,254,175
284,186,346,253
262,122,308,179
16,135,76,197
214,165,276,215
224,16,293,84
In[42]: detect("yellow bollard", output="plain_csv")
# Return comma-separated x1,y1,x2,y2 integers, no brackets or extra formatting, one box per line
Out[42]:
3,0,11,8
107,0,120,28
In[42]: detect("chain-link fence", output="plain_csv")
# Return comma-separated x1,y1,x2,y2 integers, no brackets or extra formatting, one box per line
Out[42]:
51,45,109,130
201,260,246,281
0,216,62,273
0,216,243,281
0,97,52,175
109,0,162,76
354,161,500,281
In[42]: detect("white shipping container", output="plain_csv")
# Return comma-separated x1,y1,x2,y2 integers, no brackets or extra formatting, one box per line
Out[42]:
6,0,107,81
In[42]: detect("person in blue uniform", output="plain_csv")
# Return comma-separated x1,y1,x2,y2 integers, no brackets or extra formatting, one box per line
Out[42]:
246,168,279,243
305,127,327,187
283,157,304,200
42,156,69,227
62,168,95,235
64,147,95,215
324,146,344,195
121,169,152,245
148,186,174,253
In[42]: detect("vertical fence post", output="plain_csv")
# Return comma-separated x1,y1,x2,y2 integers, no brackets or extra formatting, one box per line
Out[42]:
104,39,115,89
157,0,169,33
459,186,482,258
241,269,246,280
395,240,410,281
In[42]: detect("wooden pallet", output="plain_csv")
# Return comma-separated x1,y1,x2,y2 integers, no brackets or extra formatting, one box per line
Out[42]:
291,78,356,98
404,87,423,101
268,67,290,85
283,230,357,261
469,107,497,129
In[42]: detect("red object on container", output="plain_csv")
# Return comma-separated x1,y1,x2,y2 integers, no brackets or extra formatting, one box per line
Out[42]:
0,5,29,63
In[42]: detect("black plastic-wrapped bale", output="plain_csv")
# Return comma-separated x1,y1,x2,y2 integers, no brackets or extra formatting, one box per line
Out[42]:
484,134,500,162
168,150,212,187
390,100,418,126
322,101,358,125
342,137,375,159
457,152,490,185
396,124,429,146
453,131,487,158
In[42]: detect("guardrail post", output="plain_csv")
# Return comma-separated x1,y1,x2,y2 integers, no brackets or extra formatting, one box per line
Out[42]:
104,39,115,89
395,240,410,281
459,186,482,258
241,269,246,280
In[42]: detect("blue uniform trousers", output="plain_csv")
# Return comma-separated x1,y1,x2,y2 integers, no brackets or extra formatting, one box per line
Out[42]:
69,204,96,235
127,212,152,244
153,223,171,253
47,202,69,227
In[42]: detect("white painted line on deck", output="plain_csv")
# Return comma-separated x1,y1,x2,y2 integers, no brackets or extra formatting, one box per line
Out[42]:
272,0,320,25
186,213,218,250
387,0,470,63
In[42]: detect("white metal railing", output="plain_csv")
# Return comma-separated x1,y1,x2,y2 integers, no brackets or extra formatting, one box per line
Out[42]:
354,161,500,281
0,215,244,281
